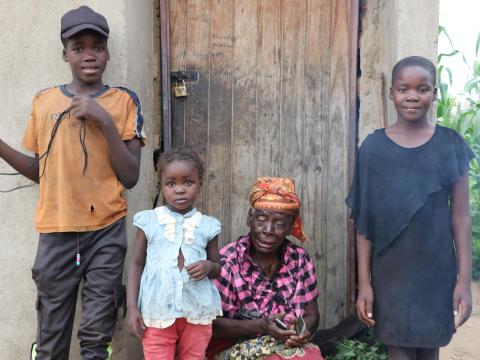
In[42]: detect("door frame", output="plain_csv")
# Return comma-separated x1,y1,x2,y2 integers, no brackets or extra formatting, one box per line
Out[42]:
158,0,359,319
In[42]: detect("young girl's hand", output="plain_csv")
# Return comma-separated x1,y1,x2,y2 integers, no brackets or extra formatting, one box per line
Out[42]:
127,306,146,337
453,281,472,328
356,283,375,327
186,260,213,280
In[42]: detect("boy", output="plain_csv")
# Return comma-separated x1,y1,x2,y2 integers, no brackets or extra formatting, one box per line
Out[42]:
0,6,144,360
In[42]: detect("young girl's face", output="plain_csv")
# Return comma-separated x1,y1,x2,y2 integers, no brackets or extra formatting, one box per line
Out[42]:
161,160,201,214
389,65,437,124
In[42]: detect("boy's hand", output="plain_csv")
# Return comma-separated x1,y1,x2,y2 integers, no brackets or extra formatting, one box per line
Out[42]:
356,283,375,327
127,306,146,337
71,94,113,130
453,281,472,328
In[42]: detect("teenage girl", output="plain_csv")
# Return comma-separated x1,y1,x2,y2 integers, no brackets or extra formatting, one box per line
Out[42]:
347,56,473,360
127,147,222,360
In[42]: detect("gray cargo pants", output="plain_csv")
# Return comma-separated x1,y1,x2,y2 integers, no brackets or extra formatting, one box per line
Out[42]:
32,218,127,360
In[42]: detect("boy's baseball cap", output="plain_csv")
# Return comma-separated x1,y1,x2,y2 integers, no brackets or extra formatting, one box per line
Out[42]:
61,6,109,39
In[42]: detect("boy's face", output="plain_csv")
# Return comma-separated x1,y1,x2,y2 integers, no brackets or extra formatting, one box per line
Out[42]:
389,66,437,124
62,30,109,86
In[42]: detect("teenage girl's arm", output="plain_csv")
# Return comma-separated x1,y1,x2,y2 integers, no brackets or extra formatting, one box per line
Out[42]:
356,232,375,327
70,95,141,189
451,172,473,328
126,228,147,337
0,139,39,182
186,235,221,280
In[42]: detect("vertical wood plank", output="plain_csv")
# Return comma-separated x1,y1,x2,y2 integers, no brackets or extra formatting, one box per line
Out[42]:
230,0,259,245
255,0,281,178
278,0,306,185
170,0,187,147
184,0,210,211
168,0,359,328
160,0,172,149
324,0,356,327
347,0,360,316
302,0,332,329
206,0,234,244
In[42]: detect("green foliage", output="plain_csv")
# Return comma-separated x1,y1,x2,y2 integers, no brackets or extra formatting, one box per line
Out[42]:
438,27,480,280
326,335,387,360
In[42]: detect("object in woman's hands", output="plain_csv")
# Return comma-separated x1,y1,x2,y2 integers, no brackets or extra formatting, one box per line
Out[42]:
237,309,262,320
295,314,306,335
275,315,289,330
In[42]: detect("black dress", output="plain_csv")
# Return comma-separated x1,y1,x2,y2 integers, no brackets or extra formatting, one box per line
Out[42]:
346,125,474,347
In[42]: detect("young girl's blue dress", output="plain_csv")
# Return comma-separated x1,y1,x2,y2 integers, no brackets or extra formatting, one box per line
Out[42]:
347,126,474,347
133,206,223,328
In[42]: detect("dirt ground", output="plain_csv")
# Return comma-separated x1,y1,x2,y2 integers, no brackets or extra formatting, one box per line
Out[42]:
440,282,480,360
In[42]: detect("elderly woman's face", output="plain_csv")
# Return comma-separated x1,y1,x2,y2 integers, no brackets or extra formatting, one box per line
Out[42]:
248,209,294,255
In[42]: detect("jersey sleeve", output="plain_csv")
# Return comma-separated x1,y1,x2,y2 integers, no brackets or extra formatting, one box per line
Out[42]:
118,87,146,145
22,95,40,154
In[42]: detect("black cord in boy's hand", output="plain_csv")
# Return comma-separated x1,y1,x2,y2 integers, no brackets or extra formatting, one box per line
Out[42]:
70,94,113,130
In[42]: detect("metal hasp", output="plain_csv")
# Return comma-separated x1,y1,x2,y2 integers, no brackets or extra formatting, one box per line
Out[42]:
170,70,199,83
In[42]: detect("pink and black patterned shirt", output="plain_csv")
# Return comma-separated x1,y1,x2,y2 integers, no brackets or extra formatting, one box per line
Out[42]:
214,235,318,323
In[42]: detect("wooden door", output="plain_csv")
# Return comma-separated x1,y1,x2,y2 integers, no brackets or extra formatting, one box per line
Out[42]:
165,0,358,328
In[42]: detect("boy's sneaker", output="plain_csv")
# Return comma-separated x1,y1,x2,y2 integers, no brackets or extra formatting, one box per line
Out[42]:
30,342,113,359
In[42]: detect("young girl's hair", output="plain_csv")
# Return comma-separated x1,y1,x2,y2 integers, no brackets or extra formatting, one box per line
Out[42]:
391,56,437,85
156,147,205,185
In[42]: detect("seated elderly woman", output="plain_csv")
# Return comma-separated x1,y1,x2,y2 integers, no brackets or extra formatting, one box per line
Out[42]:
208,177,324,360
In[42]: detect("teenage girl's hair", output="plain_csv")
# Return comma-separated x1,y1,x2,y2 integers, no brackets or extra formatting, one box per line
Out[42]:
156,147,205,185
391,56,437,86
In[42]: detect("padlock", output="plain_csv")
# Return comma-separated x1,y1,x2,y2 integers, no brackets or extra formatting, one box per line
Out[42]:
174,80,188,97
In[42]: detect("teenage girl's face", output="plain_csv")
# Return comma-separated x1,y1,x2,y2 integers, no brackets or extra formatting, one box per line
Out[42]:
161,160,201,214
62,30,109,87
389,66,437,124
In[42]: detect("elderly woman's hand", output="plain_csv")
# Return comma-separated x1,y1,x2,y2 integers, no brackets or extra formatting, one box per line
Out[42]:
285,329,311,348
261,315,296,343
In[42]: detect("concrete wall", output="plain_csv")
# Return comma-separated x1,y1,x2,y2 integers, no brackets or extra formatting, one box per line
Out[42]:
0,0,158,359
359,0,440,141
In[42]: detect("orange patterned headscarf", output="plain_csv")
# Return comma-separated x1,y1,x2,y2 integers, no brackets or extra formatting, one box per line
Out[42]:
249,177,307,242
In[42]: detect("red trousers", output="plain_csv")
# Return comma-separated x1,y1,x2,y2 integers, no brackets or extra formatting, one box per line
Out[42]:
142,318,212,360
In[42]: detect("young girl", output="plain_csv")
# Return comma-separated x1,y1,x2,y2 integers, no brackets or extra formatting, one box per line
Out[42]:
347,56,473,360
127,147,222,360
